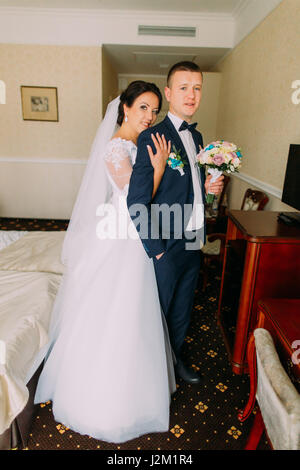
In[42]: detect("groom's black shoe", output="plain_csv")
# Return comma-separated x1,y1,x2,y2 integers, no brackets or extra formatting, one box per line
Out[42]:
175,359,201,384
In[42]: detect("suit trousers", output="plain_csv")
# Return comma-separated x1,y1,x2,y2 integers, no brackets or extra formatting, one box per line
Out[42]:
153,237,202,359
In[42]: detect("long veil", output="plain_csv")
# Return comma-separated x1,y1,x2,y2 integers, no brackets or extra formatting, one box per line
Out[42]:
44,96,120,349
61,95,120,267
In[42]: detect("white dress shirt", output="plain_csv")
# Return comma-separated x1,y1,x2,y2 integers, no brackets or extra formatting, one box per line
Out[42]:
168,112,204,231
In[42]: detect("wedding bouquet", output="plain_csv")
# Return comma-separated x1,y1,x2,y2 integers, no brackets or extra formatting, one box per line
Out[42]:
196,140,242,204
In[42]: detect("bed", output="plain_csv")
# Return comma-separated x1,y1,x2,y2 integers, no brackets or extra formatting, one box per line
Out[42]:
0,230,65,449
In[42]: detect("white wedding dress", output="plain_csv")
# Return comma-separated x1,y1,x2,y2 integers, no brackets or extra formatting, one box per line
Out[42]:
34,137,176,444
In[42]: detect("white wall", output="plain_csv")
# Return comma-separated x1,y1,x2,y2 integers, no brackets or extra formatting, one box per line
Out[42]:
0,43,101,218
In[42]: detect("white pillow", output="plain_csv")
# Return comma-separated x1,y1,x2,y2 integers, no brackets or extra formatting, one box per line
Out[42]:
0,230,28,251
0,231,65,274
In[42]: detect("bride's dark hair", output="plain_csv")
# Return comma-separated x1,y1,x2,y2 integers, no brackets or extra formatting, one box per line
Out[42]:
117,80,162,126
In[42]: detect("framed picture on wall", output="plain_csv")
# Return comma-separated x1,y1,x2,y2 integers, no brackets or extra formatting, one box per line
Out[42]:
20,86,59,121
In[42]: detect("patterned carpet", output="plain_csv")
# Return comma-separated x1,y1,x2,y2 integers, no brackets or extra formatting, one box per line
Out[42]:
0,217,270,451
0,217,69,232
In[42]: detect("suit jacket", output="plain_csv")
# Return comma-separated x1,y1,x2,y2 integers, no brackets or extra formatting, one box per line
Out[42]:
127,115,206,259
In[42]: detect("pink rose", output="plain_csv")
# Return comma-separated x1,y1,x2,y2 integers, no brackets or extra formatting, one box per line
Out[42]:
212,154,225,166
227,152,236,160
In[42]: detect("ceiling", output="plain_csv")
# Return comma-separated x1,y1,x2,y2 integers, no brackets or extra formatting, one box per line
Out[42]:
104,44,231,75
0,0,245,14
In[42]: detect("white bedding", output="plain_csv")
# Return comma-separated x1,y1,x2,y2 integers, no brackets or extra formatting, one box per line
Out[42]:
0,230,28,250
0,231,65,275
0,231,64,434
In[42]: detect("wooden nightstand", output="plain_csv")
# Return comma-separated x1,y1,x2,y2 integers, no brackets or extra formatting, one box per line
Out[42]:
217,210,300,374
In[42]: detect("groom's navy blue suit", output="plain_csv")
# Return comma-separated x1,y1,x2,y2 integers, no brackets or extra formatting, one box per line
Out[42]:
127,115,206,359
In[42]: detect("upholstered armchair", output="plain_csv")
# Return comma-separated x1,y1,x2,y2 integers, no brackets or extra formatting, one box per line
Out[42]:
239,328,300,450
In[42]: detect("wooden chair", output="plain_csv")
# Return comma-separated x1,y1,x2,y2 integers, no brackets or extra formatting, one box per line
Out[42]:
201,232,226,291
241,188,269,211
238,328,300,450
201,188,269,292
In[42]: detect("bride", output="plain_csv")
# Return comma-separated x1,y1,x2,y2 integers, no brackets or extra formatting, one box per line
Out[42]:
34,81,176,444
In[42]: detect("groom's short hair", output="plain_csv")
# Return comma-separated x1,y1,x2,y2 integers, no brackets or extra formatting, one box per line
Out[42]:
167,61,203,87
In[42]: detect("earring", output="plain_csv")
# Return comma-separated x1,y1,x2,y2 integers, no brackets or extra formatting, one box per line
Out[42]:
125,114,128,123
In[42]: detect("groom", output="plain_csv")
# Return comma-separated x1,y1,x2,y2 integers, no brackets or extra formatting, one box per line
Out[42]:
127,61,223,384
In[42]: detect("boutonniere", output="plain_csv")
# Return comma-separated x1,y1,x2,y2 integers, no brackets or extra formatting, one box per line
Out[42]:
167,145,187,176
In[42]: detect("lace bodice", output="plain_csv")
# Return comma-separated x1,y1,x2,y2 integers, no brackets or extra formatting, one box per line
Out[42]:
104,138,137,195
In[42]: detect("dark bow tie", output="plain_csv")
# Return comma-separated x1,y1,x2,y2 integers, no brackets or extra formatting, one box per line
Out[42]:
179,120,198,132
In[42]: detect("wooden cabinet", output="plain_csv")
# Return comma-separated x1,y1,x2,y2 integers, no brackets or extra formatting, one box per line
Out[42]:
217,210,300,375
